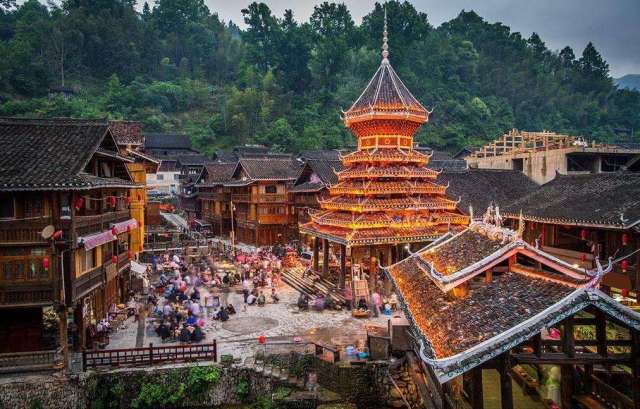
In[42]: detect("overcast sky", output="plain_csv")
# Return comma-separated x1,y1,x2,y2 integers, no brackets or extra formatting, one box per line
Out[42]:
206,0,640,77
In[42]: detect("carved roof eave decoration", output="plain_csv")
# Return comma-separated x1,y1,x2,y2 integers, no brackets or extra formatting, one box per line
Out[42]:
384,260,640,384
390,221,598,293
502,211,640,231
344,111,428,127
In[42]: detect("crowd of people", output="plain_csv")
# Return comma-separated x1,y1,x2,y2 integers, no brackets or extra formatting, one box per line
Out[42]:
146,245,286,343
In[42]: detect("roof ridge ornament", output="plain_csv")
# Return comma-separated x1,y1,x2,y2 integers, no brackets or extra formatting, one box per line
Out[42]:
382,7,389,64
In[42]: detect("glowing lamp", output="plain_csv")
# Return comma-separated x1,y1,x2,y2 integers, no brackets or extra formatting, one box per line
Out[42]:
258,335,266,345
111,256,117,264
43,257,49,271
580,229,588,240
622,233,629,246
621,259,629,272
621,288,629,298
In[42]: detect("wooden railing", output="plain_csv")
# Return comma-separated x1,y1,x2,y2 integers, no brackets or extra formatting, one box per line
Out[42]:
0,284,54,306
231,194,250,202
0,217,51,244
0,350,59,373
258,193,287,203
589,373,634,409
117,251,130,271
257,214,288,225
83,342,217,369
73,265,104,301
71,210,131,236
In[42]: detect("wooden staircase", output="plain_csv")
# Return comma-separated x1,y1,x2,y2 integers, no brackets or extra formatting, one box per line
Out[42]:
281,267,347,306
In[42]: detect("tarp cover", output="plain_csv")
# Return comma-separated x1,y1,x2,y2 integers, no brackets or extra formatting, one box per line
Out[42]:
81,230,116,250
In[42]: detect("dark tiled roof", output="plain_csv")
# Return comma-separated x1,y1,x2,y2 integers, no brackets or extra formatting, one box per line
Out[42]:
175,154,210,166
237,158,301,181
299,150,341,161
428,159,468,171
144,133,192,150
289,182,324,193
109,121,143,145
345,61,427,121
504,172,640,228
204,163,236,184
0,117,132,190
453,145,480,159
158,160,178,172
420,229,506,275
307,159,344,185
215,150,238,163
437,169,538,215
389,258,575,358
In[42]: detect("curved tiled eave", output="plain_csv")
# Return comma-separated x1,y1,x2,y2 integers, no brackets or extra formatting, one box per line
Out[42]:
341,149,429,166
330,180,447,196
337,165,439,180
309,209,466,230
320,196,458,213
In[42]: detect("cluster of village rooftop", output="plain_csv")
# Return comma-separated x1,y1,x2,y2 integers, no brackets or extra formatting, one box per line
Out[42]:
1,32,640,408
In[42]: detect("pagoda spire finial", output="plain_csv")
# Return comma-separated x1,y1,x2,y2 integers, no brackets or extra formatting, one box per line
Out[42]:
382,7,389,63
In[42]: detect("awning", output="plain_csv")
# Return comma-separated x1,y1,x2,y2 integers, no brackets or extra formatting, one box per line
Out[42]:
131,260,147,277
80,230,116,250
191,219,212,227
112,218,138,234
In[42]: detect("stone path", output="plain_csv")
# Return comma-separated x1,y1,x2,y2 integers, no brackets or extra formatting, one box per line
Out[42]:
107,281,391,359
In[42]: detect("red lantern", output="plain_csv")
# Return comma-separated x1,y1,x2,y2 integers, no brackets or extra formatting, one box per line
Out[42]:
622,233,629,246
128,250,133,260
580,229,588,240
621,288,630,298
621,259,629,272
111,226,118,236
43,257,49,271
109,196,117,207
111,256,117,264
74,197,84,211
52,230,63,240
258,335,266,345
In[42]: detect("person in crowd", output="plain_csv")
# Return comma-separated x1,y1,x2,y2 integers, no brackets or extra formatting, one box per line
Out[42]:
257,291,266,306
297,293,309,311
271,288,279,304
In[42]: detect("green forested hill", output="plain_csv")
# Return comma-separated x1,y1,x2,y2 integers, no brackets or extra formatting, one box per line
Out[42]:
1,0,638,154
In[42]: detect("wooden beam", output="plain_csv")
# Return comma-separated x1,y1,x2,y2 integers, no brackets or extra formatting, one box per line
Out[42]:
512,352,631,365
470,367,484,409
562,317,575,409
498,354,513,409
595,310,608,357
632,329,640,409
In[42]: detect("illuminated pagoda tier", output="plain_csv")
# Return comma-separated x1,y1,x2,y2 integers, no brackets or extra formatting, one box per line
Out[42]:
300,13,468,250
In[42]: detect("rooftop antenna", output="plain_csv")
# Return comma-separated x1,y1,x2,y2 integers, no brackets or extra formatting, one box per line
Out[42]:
382,7,389,64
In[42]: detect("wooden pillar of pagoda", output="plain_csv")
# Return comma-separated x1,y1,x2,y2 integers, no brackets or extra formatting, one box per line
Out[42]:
322,238,329,277
339,244,346,289
561,316,575,409
313,237,320,273
498,354,513,409
632,329,640,409
469,367,484,409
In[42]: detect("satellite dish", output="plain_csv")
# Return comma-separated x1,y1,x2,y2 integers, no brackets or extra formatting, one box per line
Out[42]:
41,225,55,240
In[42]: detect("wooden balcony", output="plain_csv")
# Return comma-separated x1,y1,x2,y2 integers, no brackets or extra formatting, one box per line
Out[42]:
72,265,104,301
70,210,131,237
0,283,55,307
257,194,288,203
257,214,288,225
0,217,52,245
231,194,250,203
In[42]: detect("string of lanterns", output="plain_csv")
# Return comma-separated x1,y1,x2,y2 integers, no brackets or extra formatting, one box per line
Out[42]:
74,194,143,211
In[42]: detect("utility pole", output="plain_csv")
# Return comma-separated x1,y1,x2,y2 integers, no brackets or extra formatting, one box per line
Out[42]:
230,200,236,257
